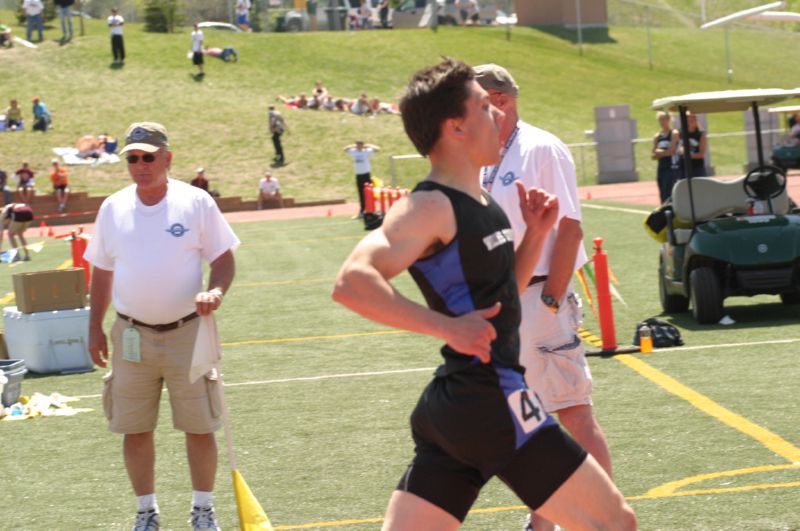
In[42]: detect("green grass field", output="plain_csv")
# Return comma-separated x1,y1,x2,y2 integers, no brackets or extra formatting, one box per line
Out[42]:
1,203,799,530
1,9,800,202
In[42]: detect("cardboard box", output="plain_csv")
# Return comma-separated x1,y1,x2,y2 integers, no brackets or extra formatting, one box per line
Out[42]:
13,268,87,314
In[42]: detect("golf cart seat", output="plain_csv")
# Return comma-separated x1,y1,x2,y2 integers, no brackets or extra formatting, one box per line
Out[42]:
671,175,790,244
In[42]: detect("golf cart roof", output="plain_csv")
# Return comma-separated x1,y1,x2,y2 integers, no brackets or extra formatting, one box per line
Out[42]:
768,105,800,114
652,88,800,113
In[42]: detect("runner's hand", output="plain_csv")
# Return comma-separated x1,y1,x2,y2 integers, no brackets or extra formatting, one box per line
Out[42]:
445,303,501,363
516,181,559,235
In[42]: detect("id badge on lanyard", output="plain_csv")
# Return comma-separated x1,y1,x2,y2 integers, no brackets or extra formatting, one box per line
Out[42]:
122,326,141,363
482,126,519,193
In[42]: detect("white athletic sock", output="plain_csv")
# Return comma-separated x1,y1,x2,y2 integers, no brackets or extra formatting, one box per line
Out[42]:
136,493,158,512
192,490,214,509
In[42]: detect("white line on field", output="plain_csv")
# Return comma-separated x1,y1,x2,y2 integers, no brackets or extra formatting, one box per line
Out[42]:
583,203,651,215
71,337,800,400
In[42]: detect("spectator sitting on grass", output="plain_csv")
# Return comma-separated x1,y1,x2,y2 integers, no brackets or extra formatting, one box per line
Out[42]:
0,23,11,48
350,93,370,116
32,96,51,132
190,167,220,198
14,162,35,204
257,172,283,209
5,99,23,130
76,134,107,158
312,80,329,101
50,159,70,212
278,94,309,109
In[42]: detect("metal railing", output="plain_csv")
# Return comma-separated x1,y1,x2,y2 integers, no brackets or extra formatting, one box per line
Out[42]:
387,128,787,187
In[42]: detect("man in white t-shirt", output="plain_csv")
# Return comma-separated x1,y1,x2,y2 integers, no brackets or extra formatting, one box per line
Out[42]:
191,23,204,76
107,7,125,64
85,122,239,531
257,172,283,209
475,64,611,531
343,140,380,218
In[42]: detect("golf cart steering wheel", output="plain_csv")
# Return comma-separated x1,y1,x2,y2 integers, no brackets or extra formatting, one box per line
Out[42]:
743,165,786,201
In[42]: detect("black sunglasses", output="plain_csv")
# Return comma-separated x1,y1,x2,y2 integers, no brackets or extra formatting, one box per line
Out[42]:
126,153,157,164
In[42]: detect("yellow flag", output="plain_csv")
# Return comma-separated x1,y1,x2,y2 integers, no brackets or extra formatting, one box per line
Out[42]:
233,470,274,531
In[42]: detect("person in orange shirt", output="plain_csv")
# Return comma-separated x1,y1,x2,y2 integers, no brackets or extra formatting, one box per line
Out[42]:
50,159,70,212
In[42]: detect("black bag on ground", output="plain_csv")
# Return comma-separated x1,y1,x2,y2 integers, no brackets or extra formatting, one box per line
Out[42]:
363,212,383,231
633,318,684,348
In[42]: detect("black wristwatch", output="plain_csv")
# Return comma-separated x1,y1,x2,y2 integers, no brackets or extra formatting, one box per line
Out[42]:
541,293,560,313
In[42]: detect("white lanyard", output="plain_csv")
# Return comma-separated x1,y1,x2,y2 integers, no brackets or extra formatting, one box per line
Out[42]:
482,126,519,193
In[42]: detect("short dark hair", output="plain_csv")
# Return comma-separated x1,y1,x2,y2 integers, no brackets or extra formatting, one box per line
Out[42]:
400,58,474,156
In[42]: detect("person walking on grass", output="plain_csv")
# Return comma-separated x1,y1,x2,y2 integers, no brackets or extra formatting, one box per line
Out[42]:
475,63,615,531
333,57,636,531
268,105,287,166
86,122,240,531
108,7,125,65
343,140,380,219
191,23,204,77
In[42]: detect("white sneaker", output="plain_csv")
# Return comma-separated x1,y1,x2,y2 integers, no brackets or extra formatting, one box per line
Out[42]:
133,509,160,531
190,506,221,530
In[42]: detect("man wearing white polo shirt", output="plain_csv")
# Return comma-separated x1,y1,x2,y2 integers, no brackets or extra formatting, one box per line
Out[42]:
86,121,240,531
475,64,612,531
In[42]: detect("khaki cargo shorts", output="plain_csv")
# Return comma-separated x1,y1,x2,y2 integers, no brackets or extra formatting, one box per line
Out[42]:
8,220,31,234
519,283,593,413
103,316,222,435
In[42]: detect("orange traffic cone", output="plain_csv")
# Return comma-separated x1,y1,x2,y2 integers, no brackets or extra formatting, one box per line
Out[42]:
48,225,54,237
39,220,47,237
327,208,332,217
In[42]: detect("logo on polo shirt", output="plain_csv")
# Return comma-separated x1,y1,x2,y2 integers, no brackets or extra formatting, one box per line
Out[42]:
500,171,516,186
166,223,190,237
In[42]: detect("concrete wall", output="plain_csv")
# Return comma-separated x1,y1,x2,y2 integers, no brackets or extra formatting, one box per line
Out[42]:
517,0,608,27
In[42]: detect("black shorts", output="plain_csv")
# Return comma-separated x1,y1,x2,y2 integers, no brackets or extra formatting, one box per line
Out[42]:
397,363,587,522
193,51,204,65
53,185,67,192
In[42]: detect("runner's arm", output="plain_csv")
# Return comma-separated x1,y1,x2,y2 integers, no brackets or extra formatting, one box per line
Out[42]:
333,191,499,360
513,182,559,293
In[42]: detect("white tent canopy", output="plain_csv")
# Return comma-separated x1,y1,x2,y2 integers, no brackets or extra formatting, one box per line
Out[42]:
652,89,800,114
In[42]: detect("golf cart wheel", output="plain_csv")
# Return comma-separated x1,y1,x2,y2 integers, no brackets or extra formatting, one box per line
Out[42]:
690,267,724,325
659,258,689,313
780,292,800,305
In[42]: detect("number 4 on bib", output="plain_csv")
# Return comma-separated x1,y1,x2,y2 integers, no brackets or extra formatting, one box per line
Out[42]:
508,389,547,434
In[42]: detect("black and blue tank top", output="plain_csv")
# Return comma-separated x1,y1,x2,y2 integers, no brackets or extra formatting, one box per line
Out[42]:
656,130,673,171
408,181,522,375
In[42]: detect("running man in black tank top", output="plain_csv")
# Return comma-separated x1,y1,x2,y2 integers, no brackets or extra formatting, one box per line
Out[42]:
333,59,636,531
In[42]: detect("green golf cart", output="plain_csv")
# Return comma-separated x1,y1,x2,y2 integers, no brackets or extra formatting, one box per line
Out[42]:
653,89,800,324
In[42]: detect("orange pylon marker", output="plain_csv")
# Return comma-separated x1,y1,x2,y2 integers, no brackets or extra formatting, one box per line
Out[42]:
47,225,54,237
39,220,47,237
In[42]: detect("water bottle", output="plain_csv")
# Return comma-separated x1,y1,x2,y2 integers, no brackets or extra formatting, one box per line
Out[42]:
639,325,653,354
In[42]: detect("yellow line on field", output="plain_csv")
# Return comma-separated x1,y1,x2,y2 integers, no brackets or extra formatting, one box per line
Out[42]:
616,354,800,463
272,480,800,529
577,326,603,348
222,330,406,347
240,235,359,247
640,463,800,498
236,277,332,288
628,481,800,501
57,259,73,269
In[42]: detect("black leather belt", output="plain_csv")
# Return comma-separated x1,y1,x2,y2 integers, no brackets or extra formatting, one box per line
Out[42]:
528,275,548,287
117,311,199,332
